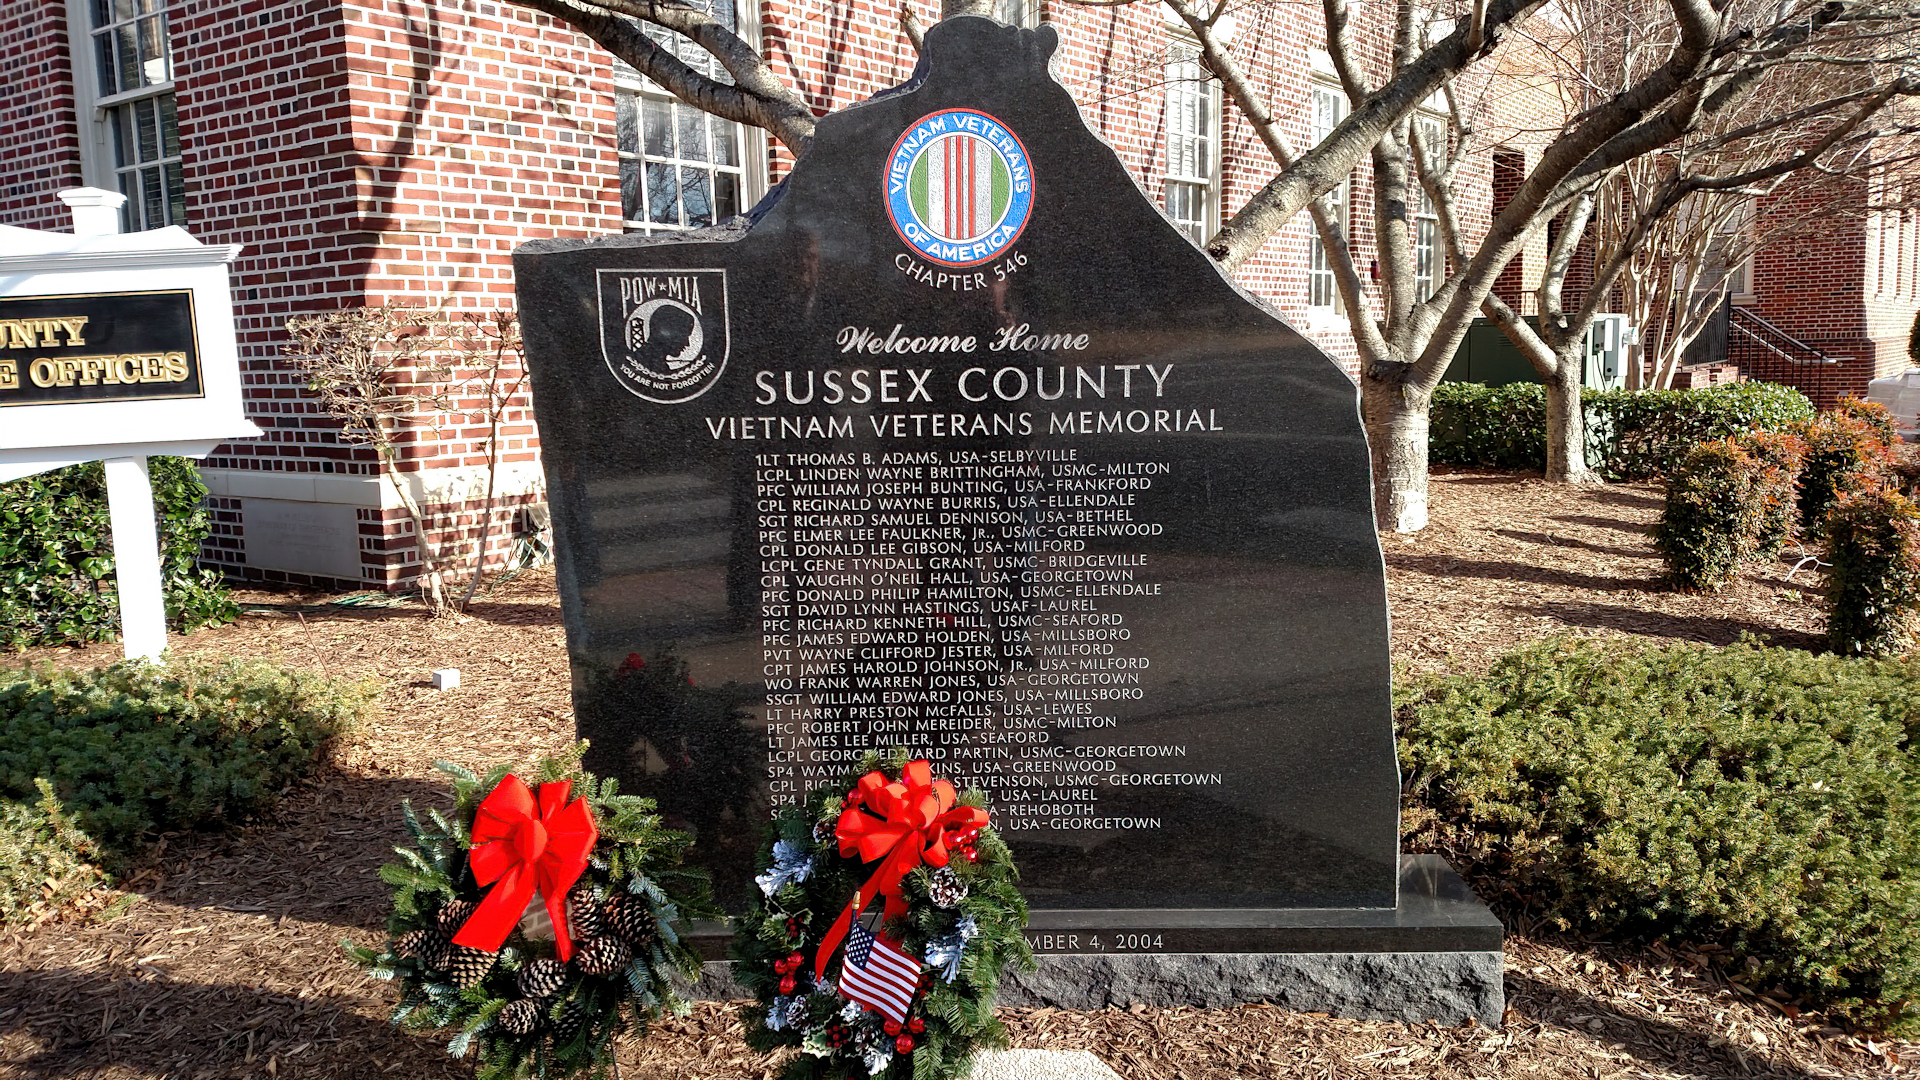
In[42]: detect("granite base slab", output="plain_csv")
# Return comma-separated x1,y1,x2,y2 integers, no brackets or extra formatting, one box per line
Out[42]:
687,856,1504,1027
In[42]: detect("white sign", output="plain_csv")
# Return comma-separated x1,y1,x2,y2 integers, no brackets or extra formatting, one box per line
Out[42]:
0,188,262,660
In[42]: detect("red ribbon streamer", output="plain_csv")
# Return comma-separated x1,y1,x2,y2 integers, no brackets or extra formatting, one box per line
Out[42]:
452,775,599,962
815,759,990,978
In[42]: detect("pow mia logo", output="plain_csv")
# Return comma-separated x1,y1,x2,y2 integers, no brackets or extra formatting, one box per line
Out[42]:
597,269,730,403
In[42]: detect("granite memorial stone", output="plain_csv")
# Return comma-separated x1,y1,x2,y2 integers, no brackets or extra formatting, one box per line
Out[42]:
519,17,1500,1023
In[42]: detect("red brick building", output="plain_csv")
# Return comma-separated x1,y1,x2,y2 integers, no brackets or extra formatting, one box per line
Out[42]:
4,0,1492,587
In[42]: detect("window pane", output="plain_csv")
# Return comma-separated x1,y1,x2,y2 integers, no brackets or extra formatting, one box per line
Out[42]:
142,166,164,231
136,97,158,162
111,108,134,168
615,92,637,153
715,172,739,220
160,93,179,157
681,167,712,226
138,15,169,85
115,23,141,93
92,1,111,27
620,156,642,221
117,172,139,230
646,162,679,225
677,104,708,162
711,116,739,166
112,0,136,22
165,162,185,225
643,98,672,157
95,33,117,96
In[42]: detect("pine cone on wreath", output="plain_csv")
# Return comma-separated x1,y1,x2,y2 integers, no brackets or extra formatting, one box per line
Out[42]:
602,892,657,948
449,945,497,989
421,931,456,972
496,998,543,1037
394,928,436,960
928,866,968,908
516,958,569,1000
572,934,634,976
566,886,605,942
436,899,478,933
550,999,588,1044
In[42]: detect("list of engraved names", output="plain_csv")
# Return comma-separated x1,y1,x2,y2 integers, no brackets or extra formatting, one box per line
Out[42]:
754,446,1218,833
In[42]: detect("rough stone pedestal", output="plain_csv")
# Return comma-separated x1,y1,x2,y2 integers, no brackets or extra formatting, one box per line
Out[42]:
692,857,1504,1028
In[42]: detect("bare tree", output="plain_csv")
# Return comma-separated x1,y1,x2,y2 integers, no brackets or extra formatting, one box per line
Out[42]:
1476,0,1920,488
1170,0,1920,529
508,0,1920,532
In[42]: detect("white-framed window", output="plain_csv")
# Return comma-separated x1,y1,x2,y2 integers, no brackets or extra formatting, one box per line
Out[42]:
614,0,763,234
1307,81,1348,312
67,0,185,232
1703,200,1756,303
1163,41,1220,247
1410,115,1443,302
994,0,1041,27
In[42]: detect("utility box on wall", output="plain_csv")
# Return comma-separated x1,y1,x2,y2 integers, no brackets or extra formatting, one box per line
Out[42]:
1443,315,1630,392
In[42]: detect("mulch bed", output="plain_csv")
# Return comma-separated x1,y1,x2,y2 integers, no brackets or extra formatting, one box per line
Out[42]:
0,469,1901,1079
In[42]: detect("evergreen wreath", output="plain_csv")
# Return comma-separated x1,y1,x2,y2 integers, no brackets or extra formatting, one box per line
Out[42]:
348,745,712,1080
736,751,1034,1080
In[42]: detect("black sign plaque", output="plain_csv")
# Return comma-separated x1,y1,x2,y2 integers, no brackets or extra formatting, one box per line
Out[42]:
0,290,205,407
519,19,1404,935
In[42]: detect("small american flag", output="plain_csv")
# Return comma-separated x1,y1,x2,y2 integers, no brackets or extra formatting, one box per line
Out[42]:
838,920,921,1025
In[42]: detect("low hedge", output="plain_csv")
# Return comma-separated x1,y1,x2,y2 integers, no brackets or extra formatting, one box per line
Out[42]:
0,457,237,648
0,658,376,860
1431,381,1816,480
1400,637,1920,1032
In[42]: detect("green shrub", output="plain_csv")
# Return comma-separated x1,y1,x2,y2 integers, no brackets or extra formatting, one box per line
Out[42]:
1795,409,1896,537
1429,382,1552,469
1400,637,1920,1032
1824,488,1920,657
1590,381,1815,481
1653,440,1765,590
1430,381,1814,479
0,779,108,922
0,658,375,859
0,458,238,648
1737,428,1806,557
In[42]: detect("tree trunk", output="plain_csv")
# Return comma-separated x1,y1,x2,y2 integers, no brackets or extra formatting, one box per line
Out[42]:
1541,353,1601,485
1360,365,1432,533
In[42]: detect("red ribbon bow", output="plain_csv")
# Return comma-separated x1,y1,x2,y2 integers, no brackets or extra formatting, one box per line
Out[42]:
452,775,599,962
815,759,990,977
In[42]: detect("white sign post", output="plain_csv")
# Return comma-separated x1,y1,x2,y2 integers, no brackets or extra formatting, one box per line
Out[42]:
0,189,262,661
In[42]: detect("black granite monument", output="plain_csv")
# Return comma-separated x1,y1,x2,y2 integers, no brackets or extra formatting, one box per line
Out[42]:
518,17,1500,1024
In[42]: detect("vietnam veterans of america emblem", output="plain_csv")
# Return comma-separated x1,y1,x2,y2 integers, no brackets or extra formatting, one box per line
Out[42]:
596,269,729,403
885,109,1033,267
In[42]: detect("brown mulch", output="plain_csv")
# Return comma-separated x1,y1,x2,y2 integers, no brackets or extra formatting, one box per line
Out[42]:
0,469,1902,1079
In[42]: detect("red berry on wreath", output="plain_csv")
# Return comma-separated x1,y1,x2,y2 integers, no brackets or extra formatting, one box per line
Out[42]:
964,849,978,862
774,957,790,975
787,950,805,968
884,1019,902,1036
909,1017,925,1033
779,973,797,995
896,1034,916,1053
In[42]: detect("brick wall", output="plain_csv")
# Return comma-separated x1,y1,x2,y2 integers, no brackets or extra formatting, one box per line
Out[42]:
4,0,1514,587
0,2,84,228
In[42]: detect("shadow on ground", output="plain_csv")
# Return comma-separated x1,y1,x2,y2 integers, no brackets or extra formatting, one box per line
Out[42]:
1388,554,1664,594
0,966,467,1080
1507,599,1825,651
122,770,455,934
1506,967,1831,1080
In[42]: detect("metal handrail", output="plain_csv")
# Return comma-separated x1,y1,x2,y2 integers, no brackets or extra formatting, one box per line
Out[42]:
1728,305,1834,365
